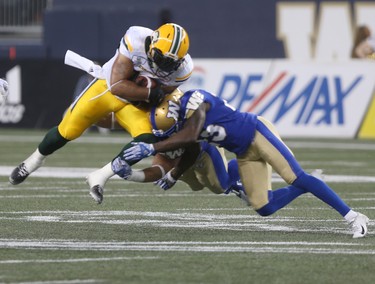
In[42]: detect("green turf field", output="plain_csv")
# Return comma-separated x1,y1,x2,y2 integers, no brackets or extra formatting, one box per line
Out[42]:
0,129,374,283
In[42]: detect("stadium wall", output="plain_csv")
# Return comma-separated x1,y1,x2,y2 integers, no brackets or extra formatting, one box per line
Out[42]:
1,0,374,60
0,59,374,139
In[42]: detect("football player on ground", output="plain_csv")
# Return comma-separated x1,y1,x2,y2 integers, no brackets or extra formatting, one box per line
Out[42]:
9,23,193,194
94,90,249,204
122,89,369,238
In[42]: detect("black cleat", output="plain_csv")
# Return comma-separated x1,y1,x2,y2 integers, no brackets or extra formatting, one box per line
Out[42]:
226,180,251,206
9,163,30,185
89,185,104,204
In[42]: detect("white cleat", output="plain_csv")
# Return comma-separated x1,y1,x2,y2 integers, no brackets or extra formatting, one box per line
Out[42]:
86,173,105,204
350,213,369,239
86,162,114,204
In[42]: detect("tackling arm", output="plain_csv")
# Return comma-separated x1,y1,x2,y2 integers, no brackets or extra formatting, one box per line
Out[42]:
143,154,176,182
153,102,208,153
169,143,201,180
123,102,209,162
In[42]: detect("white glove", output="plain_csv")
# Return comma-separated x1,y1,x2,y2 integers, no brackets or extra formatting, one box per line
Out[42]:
0,78,9,102
123,142,155,162
88,64,106,79
154,170,177,190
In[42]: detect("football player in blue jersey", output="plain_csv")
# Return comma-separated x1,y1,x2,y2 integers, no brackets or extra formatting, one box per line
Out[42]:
122,89,369,238
88,90,248,204
9,23,193,199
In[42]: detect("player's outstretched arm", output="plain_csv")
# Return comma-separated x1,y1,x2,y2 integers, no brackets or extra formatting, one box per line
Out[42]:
123,102,208,162
153,103,208,152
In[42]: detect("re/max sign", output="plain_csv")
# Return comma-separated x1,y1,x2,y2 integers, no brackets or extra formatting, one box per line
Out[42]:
217,73,362,125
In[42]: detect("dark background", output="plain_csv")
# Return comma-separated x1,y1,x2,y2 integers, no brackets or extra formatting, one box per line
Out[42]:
0,0,369,61
0,0,372,129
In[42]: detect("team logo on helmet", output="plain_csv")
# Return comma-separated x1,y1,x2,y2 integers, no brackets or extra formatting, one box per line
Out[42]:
150,89,183,137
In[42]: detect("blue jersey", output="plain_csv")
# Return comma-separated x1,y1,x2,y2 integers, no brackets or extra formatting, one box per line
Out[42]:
179,89,258,155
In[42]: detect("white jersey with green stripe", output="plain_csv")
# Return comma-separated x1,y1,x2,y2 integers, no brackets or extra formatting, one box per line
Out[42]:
104,26,193,87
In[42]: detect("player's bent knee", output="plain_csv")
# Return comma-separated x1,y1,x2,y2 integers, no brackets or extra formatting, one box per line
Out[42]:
57,126,85,140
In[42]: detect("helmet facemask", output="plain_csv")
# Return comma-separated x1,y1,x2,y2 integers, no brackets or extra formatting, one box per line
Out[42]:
152,48,183,71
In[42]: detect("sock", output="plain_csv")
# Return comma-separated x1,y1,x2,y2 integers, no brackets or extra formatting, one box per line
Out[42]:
292,172,351,217
86,162,114,187
23,148,46,172
344,210,358,223
256,186,305,216
228,159,240,183
203,144,231,191
38,126,69,155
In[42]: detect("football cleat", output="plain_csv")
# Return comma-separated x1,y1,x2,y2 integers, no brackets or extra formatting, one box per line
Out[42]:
9,150,45,185
9,163,30,185
226,180,250,206
86,162,115,204
350,213,369,238
89,185,104,204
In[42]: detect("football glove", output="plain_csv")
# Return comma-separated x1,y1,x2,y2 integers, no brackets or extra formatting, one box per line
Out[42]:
88,63,105,79
154,170,177,190
123,142,155,162
0,78,9,102
111,157,132,179
148,87,165,106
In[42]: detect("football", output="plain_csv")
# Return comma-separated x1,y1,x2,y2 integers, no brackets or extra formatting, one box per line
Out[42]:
135,75,158,88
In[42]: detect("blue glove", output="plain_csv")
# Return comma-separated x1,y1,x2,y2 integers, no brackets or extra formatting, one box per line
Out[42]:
154,170,177,190
111,157,132,179
123,142,155,162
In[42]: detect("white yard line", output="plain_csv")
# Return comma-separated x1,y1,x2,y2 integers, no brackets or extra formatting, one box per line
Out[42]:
1,165,374,182
0,210,372,238
0,239,373,255
0,256,158,264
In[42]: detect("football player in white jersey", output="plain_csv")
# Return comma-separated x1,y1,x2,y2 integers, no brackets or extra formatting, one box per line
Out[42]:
9,23,193,190
122,89,369,238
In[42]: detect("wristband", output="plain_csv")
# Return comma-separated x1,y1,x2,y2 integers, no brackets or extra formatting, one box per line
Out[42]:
167,170,177,183
152,164,166,177
147,88,151,101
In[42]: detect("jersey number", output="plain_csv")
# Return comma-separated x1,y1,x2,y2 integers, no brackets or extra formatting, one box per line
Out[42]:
200,125,226,143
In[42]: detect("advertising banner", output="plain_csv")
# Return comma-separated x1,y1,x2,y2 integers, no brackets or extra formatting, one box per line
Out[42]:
1,59,374,139
183,59,375,138
0,60,83,129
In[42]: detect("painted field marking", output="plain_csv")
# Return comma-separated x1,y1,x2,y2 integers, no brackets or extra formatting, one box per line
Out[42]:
0,256,158,264
0,239,373,255
0,166,374,182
